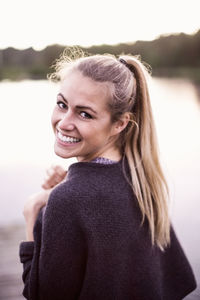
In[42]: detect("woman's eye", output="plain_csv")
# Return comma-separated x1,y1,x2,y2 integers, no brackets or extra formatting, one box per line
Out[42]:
57,101,66,109
80,111,92,119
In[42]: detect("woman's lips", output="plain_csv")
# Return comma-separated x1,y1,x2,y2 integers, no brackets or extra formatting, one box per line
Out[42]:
56,131,81,145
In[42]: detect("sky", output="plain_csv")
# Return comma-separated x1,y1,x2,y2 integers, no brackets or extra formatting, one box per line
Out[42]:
1,0,200,50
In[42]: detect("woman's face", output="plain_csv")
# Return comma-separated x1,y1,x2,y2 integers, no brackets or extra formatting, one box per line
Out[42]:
51,70,119,161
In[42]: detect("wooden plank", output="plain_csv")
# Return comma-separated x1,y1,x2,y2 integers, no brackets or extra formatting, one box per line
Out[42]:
0,224,25,300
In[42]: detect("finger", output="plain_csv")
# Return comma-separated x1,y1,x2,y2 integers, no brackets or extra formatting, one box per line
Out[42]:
52,165,67,178
46,167,59,177
42,165,67,189
42,173,66,189
46,166,66,181
42,177,58,189
44,173,64,186
42,181,53,189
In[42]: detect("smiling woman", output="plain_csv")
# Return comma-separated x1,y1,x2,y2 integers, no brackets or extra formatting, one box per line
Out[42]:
19,50,197,300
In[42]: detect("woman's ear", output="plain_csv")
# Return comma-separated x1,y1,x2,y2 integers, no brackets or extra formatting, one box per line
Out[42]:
111,112,130,136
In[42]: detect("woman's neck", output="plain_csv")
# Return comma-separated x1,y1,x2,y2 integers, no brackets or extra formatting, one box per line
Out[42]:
77,146,122,162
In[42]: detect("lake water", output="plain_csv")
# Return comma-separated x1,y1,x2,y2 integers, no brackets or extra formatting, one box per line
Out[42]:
0,78,200,289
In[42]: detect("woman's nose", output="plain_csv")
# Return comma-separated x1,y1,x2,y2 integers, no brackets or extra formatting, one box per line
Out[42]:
58,112,75,131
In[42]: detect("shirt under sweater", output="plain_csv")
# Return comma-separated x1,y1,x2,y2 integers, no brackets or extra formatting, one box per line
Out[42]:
19,158,196,299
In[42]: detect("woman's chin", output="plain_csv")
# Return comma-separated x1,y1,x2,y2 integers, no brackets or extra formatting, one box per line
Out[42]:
54,145,74,159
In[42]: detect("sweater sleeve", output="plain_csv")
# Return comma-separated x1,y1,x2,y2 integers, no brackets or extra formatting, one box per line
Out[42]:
37,186,87,299
19,184,87,300
19,241,34,298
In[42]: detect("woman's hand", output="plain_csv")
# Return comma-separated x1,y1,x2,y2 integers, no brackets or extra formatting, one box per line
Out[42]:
23,189,51,241
23,165,67,241
42,164,67,190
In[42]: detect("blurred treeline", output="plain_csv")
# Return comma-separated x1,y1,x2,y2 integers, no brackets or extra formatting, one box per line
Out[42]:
0,30,200,81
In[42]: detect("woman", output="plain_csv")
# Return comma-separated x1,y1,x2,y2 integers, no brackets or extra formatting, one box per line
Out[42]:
19,51,196,299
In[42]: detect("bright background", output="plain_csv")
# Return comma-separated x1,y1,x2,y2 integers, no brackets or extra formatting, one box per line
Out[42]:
0,0,199,298
0,0,199,50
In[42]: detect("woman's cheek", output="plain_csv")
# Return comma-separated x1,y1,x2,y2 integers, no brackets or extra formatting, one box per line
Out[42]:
51,108,58,130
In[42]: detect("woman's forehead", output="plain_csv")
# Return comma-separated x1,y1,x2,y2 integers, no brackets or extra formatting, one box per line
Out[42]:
59,70,112,112
60,70,112,101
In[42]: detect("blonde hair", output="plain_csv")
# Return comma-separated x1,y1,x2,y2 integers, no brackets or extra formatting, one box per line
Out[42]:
49,48,170,250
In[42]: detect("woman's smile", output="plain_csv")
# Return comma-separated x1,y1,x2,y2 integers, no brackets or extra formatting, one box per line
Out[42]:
57,131,81,144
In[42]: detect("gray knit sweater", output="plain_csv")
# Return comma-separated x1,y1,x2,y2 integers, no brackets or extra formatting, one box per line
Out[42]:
19,158,196,299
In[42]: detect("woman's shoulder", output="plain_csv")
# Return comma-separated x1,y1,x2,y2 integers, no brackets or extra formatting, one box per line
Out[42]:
68,160,124,177
67,159,130,184
47,158,132,211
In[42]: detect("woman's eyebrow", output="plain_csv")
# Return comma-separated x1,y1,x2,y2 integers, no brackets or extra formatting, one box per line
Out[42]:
57,93,67,102
57,93,97,114
76,105,97,115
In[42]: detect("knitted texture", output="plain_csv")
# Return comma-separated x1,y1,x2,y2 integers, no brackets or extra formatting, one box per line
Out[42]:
19,158,196,300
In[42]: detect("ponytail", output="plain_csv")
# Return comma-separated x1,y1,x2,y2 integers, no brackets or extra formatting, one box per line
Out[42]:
120,55,170,250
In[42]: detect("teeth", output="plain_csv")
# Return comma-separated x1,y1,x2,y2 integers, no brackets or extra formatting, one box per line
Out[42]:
58,132,81,143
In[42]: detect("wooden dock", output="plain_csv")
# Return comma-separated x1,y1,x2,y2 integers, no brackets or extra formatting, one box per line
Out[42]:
0,224,25,300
